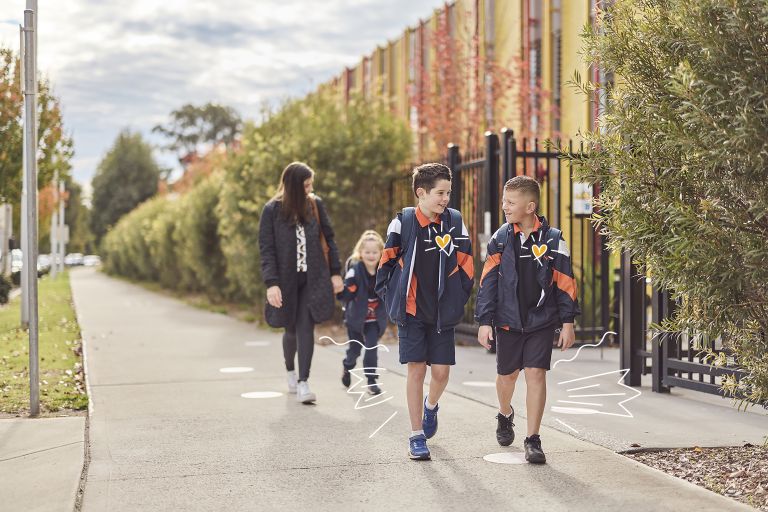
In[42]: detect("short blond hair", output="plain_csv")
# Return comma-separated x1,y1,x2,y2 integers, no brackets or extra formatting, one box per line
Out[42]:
504,176,540,211
351,230,384,261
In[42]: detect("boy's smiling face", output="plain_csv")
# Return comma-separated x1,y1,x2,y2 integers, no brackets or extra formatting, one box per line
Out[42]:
502,189,537,225
417,179,451,219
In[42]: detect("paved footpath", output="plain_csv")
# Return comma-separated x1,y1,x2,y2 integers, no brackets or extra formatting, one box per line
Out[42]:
70,268,753,511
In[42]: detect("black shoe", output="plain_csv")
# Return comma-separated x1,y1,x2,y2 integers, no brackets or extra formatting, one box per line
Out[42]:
496,410,515,446
368,382,382,395
341,368,351,388
524,434,546,464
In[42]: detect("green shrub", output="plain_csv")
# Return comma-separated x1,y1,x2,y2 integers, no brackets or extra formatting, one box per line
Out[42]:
174,173,229,298
564,0,768,406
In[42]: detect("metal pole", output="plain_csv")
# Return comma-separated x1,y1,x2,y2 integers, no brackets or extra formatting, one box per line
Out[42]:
50,171,58,278
23,5,40,417
58,178,65,273
484,131,500,233
19,24,28,327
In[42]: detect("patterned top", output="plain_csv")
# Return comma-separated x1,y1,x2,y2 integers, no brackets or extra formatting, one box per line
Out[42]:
296,224,307,272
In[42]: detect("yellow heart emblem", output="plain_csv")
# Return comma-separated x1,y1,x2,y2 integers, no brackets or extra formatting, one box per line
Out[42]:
532,244,548,259
435,234,452,251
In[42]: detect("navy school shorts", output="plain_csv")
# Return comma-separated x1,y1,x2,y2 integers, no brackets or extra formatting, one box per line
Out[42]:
496,324,558,375
398,314,456,365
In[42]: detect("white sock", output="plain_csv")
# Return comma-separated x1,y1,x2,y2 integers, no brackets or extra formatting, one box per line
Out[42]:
500,410,513,419
425,399,437,410
411,430,425,438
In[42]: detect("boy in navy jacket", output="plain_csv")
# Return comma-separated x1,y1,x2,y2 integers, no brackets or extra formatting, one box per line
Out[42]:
376,163,474,461
475,176,580,464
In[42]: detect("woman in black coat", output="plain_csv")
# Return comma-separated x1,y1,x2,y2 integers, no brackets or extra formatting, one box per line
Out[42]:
259,162,343,404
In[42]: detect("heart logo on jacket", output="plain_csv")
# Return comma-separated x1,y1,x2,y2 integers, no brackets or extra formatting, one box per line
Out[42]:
435,234,453,255
532,244,548,259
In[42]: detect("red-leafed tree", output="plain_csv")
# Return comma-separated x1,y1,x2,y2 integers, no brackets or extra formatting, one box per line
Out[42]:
410,1,558,157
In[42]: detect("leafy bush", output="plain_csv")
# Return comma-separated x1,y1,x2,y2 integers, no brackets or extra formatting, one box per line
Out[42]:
565,0,768,406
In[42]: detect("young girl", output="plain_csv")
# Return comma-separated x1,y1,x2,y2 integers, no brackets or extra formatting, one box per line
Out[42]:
337,230,387,395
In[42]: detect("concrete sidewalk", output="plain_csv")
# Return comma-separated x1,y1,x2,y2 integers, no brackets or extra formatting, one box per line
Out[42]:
0,415,85,512
366,338,768,452
70,267,753,511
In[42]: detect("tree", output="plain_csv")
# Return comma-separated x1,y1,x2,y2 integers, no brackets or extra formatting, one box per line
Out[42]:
152,103,242,174
217,91,411,300
90,130,160,244
563,0,768,406
410,4,555,156
63,178,94,254
0,46,74,237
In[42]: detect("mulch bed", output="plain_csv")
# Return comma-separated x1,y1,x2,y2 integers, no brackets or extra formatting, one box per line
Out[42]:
624,444,768,511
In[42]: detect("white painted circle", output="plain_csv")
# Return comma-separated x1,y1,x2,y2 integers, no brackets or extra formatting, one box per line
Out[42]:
220,367,254,373
483,452,528,464
241,391,283,399
462,381,496,387
245,341,270,347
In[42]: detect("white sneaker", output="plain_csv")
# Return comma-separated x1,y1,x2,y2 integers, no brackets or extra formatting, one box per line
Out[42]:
286,371,297,394
296,381,316,404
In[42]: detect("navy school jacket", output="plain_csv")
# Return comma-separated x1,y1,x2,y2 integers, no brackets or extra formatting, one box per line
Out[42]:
375,206,474,333
337,259,387,335
475,215,581,332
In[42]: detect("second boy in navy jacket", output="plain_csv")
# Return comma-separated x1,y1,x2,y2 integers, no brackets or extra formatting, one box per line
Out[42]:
475,175,580,465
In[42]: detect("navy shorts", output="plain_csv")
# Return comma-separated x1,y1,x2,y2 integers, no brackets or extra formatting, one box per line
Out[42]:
496,325,558,374
398,315,456,365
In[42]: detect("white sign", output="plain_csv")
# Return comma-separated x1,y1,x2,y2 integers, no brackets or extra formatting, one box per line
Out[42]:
573,182,593,216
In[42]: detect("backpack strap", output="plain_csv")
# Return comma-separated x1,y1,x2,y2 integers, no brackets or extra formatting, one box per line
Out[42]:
494,223,511,253
400,207,417,256
546,227,562,252
447,207,462,237
344,255,355,274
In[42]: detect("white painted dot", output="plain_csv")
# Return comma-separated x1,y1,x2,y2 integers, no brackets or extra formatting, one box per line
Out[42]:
220,367,254,373
462,381,496,387
483,452,528,464
245,341,270,347
241,391,283,399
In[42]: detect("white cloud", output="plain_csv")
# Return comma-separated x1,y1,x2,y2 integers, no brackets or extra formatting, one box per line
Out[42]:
0,0,441,186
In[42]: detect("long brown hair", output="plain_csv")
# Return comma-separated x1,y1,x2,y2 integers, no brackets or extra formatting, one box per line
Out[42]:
272,162,314,224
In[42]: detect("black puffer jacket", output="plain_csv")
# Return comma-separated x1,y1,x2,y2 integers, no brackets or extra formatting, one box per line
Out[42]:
259,195,342,327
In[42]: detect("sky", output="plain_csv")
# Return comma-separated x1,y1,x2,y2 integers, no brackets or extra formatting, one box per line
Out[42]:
0,0,443,192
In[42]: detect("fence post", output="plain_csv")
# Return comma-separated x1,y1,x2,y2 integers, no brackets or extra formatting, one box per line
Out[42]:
500,127,513,189
509,132,518,179
651,286,671,393
620,250,643,386
600,232,611,336
485,131,500,233
447,143,460,210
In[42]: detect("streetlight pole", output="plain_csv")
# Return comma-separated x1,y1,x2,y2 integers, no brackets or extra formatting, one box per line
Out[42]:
59,179,65,274
50,171,58,279
22,1,39,417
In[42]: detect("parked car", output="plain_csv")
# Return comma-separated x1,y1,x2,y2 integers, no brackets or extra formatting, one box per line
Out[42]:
37,254,51,272
64,253,84,266
11,249,22,273
83,255,101,267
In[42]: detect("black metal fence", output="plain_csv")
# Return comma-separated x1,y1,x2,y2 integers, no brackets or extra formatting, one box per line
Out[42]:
389,129,617,345
620,254,748,397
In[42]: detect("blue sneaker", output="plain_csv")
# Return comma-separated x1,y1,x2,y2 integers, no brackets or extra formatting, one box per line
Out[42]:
408,434,431,460
422,397,439,439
